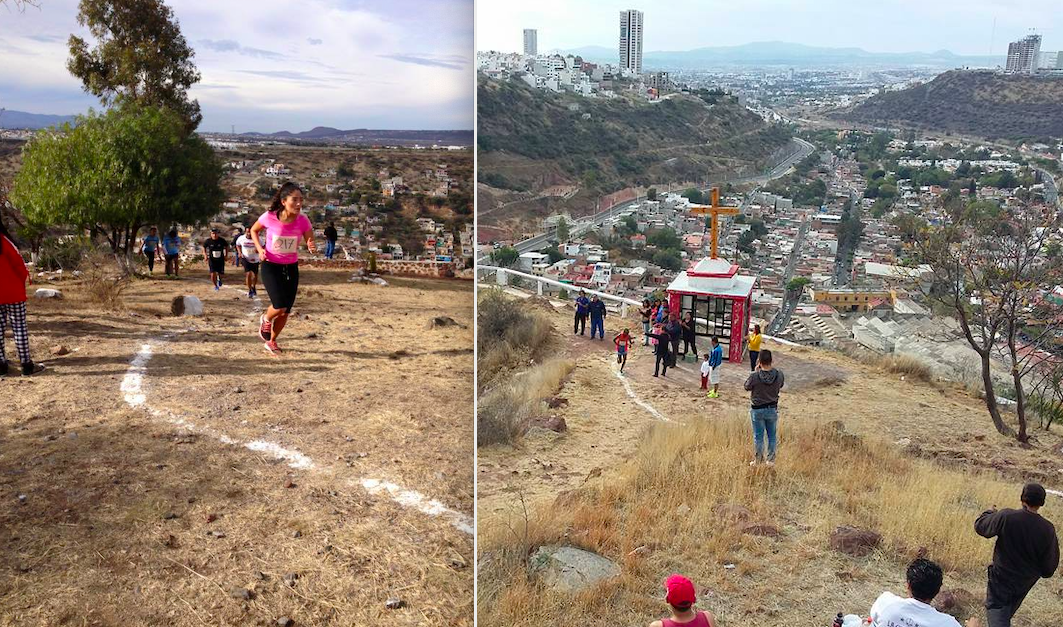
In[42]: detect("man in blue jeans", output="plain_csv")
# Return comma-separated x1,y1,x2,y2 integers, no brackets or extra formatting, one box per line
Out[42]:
588,294,607,340
574,290,590,335
743,349,784,466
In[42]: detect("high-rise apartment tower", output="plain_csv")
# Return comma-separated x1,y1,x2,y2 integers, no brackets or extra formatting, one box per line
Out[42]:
619,10,643,75
523,29,538,57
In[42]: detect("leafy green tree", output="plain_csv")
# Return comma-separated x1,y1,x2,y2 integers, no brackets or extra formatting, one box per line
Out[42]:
652,249,682,271
490,246,519,267
787,277,811,292
555,217,570,243
646,187,658,201
623,214,639,234
681,188,705,204
68,0,203,129
543,246,564,264
11,104,224,255
647,227,681,250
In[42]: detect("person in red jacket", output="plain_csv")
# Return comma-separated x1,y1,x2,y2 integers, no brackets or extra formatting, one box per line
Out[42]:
0,221,44,376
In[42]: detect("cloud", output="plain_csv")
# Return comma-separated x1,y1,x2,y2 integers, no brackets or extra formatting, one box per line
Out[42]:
26,33,65,43
378,53,467,70
200,39,285,60
307,37,323,45
235,69,332,84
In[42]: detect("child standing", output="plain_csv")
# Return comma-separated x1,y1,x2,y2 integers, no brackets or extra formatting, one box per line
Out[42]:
614,328,632,373
700,353,711,390
707,336,723,398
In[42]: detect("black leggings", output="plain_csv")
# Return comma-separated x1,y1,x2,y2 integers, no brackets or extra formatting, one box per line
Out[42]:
260,261,299,312
682,336,698,357
144,250,155,272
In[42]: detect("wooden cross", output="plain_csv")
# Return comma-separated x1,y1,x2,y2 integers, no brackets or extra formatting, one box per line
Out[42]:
688,187,740,259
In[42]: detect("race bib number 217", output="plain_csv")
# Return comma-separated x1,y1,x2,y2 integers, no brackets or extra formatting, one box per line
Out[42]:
271,235,298,253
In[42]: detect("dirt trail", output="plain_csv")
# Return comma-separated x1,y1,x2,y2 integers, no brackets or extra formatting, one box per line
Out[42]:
2,266,473,626
479,307,1063,516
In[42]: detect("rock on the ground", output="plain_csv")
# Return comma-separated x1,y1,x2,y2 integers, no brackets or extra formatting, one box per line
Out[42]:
431,316,461,328
385,597,405,610
933,588,980,618
713,503,753,522
526,416,567,433
741,523,782,539
829,526,882,557
529,545,620,592
229,587,254,601
171,295,204,316
276,618,294,627
33,288,63,299
51,345,70,356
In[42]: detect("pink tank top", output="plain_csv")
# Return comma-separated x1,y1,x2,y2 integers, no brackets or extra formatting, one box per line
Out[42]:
662,612,713,627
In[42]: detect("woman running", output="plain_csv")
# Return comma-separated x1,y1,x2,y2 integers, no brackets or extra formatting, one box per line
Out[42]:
614,327,632,373
251,182,316,354
0,220,44,376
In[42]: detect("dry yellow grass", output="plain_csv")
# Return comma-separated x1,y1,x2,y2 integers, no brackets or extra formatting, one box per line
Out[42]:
478,414,1027,627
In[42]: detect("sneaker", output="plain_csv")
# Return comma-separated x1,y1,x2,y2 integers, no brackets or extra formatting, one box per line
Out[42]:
264,340,281,354
259,314,272,342
764,461,775,467
21,362,45,376
248,290,254,299
749,460,759,466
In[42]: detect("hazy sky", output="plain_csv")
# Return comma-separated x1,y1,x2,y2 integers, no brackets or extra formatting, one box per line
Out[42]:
477,0,1059,57
0,0,473,132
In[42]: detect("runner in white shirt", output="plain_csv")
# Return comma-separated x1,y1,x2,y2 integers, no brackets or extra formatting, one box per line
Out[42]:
235,232,261,299
870,559,974,627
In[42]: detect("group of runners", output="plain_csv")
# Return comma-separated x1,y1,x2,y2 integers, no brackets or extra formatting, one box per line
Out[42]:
139,181,316,355
652,482,1057,627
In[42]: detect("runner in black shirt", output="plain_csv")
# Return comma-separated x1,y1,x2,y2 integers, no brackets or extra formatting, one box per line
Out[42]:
203,229,229,290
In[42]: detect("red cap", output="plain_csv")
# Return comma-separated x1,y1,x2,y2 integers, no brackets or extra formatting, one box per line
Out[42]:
664,574,696,606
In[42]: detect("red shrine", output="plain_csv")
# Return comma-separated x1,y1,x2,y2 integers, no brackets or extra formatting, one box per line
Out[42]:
665,187,756,363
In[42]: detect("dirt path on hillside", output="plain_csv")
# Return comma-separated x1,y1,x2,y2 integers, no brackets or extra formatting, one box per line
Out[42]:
478,307,1063,519
2,266,473,626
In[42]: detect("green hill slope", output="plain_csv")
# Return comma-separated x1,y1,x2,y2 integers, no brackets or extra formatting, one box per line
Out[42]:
477,77,792,230
841,70,1063,141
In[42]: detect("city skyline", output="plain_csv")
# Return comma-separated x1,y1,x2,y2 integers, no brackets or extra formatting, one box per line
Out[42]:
477,0,1060,57
0,0,474,133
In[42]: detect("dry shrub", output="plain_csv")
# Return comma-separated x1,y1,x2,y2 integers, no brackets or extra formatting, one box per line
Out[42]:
478,414,1015,626
477,288,554,390
478,358,575,447
880,354,934,382
83,252,131,310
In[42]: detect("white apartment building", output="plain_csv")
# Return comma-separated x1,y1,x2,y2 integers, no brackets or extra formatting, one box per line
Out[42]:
1006,34,1042,73
619,9,644,75
523,29,538,56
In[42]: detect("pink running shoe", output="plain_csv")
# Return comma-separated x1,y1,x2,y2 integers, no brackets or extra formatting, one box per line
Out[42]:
264,340,281,354
259,314,272,341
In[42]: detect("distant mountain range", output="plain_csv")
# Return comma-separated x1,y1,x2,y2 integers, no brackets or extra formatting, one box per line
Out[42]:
238,127,473,146
0,113,473,146
550,41,1002,69
0,110,77,130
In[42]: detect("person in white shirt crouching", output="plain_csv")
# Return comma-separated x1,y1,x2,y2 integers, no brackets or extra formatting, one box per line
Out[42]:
870,558,980,627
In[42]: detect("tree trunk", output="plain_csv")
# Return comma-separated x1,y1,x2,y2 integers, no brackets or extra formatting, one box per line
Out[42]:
981,354,1013,436
1005,322,1030,443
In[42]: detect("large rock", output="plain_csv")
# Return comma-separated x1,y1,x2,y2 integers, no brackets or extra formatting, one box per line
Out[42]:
529,545,620,592
33,288,63,299
171,295,204,317
829,526,882,557
933,588,980,618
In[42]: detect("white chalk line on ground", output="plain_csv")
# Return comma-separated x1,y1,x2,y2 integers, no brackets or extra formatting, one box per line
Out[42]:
607,355,675,423
120,291,473,535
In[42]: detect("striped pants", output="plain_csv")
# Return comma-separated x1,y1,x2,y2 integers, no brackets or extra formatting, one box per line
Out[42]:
0,301,31,365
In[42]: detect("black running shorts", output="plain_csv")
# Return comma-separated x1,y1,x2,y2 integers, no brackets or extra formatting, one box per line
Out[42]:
242,259,260,274
260,260,299,312
208,258,226,274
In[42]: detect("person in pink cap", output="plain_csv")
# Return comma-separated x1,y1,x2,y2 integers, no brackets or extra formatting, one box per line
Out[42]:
649,574,716,627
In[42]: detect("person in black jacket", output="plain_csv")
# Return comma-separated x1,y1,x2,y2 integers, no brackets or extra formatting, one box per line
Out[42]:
324,222,339,259
664,313,683,367
588,295,607,340
645,324,672,377
680,311,698,359
975,483,1059,627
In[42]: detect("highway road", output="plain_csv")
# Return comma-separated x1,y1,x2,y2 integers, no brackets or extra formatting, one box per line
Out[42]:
765,217,809,336
481,137,817,261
